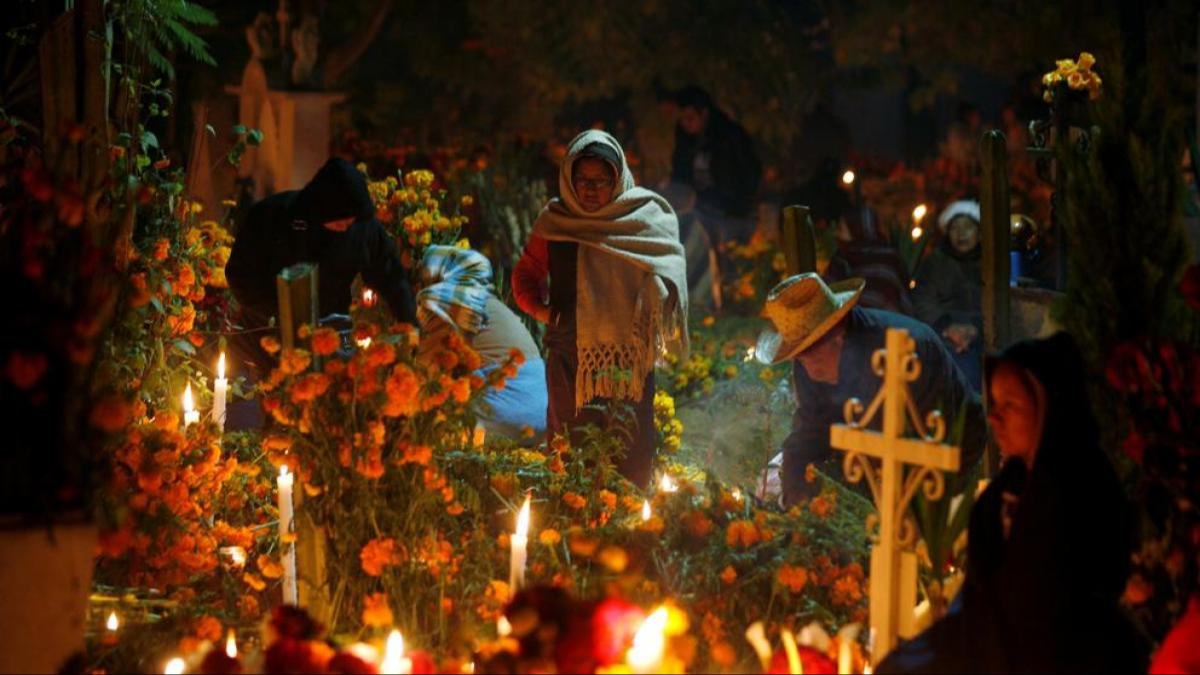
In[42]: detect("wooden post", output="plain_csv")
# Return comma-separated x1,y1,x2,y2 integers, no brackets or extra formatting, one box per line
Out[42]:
830,328,962,665
39,11,78,172
980,131,1011,479
781,205,817,276
274,263,329,620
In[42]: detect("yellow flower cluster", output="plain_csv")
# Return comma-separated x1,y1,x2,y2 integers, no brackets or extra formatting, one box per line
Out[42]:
363,167,469,252
670,353,716,394
654,390,684,454
1042,52,1102,102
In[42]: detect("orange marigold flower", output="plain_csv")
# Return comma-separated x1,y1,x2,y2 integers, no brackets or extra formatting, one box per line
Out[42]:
280,349,312,376
356,447,385,480
289,372,332,403
260,335,282,355
366,342,397,368
598,490,618,512
569,531,600,558
239,594,260,619
257,555,284,580
360,538,398,577
831,574,864,607
194,615,223,641
539,529,562,546
311,327,340,356
562,492,587,510
726,520,761,549
682,511,715,539
152,238,171,261
382,364,421,417
778,564,809,594
242,573,267,591
362,592,394,628
809,495,835,518
598,546,629,573
89,394,132,434
720,566,738,586
401,443,433,466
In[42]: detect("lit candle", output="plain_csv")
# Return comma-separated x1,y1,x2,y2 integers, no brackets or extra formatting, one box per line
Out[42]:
362,288,377,308
381,630,413,675
838,638,852,675
912,204,928,223
841,169,856,186
911,226,924,241
182,384,200,428
357,337,373,350
627,606,669,673
213,353,228,432
278,465,298,605
225,629,238,660
164,657,186,674
106,611,119,633
782,629,803,675
509,495,531,591
642,500,652,522
497,616,513,638
660,474,678,494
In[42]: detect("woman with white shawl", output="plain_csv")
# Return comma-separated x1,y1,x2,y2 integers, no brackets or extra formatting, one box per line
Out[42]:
513,130,688,486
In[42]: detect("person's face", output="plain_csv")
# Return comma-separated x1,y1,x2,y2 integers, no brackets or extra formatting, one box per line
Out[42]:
679,106,709,136
572,158,616,213
324,216,355,232
796,324,846,384
988,362,1043,466
948,216,980,254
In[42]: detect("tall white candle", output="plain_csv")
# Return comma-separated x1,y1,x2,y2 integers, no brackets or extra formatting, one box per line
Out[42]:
278,465,298,605
182,384,200,428
381,630,413,675
509,495,531,591
213,352,228,432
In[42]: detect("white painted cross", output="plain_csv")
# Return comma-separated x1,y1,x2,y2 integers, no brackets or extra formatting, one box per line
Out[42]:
829,328,962,665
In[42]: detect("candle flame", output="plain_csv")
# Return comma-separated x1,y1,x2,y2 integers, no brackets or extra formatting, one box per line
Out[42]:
642,500,652,522
732,489,743,502
660,474,678,493
515,495,531,540
164,657,186,675
357,337,373,350
381,630,410,674
280,465,290,480
182,384,195,413
841,170,856,186
912,204,928,222
627,607,669,671
911,226,924,241
782,629,803,675
225,630,238,659
863,665,873,674
497,616,513,637
106,611,119,632
217,352,226,380
362,289,377,307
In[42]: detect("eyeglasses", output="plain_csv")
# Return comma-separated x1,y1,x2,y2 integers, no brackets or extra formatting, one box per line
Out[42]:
573,177,614,191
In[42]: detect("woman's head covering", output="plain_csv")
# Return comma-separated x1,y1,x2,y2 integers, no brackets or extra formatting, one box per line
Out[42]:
415,246,494,336
558,130,637,215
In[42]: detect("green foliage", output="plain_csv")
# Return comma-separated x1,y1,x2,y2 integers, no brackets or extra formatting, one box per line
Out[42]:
113,0,218,78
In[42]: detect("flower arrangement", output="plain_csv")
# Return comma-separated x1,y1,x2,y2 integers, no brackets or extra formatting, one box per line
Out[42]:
363,166,471,259
1042,52,1103,102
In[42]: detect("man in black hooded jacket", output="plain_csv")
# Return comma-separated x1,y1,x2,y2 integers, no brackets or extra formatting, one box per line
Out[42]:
227,158,416,359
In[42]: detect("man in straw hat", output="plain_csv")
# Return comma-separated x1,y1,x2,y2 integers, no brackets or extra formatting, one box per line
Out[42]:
758,273,987,507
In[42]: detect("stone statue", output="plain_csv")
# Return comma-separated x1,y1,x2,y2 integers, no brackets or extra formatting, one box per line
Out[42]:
290,15,321,88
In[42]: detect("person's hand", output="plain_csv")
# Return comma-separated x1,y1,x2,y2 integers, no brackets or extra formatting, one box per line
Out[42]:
942,323,979,353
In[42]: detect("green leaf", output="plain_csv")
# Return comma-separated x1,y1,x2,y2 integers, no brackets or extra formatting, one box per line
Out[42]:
173,339,197,356
247,129,263,146
140,130,159,149
232,124,247,135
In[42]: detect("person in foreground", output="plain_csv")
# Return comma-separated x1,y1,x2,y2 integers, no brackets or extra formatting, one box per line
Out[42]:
759,272,986,507
227,158,416,371
415,245,546,445
879,332,1147,674
513,130,688,487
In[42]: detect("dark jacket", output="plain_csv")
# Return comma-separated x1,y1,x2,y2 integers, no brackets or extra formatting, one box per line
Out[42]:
881,333,1145,674
671,111,761,219
226,159,416,329
912,240,983,333
780,307,986,505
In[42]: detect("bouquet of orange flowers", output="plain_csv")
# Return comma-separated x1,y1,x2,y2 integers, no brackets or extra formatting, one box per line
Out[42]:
1042,52,1103,103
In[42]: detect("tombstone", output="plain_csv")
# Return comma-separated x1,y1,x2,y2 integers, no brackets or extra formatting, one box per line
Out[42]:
829,328,962,665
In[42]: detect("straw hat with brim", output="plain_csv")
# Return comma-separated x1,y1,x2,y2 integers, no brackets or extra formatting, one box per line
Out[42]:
756,273,866,365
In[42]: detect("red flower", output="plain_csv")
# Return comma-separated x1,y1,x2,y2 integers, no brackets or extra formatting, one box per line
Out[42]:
1106,342,1152,394
1182,265,1200,312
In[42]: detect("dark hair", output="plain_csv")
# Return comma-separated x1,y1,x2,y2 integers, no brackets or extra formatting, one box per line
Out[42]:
573,142,619,180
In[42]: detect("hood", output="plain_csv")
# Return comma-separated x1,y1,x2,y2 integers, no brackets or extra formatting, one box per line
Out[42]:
558,130,636,216
291,158,376,227
985,332,1098,473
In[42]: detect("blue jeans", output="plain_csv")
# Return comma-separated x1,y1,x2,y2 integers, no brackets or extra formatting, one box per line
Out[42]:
475,359,548,445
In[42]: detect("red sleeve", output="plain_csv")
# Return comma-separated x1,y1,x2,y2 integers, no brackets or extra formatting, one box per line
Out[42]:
512,235,549,317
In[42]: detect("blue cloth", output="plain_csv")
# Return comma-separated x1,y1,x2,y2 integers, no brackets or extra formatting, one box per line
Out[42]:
475,358,548,445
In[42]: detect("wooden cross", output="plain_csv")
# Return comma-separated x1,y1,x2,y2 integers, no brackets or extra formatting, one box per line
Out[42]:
829,328,962,665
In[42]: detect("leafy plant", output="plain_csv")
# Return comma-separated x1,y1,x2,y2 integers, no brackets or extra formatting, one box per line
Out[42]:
112,0,217,78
